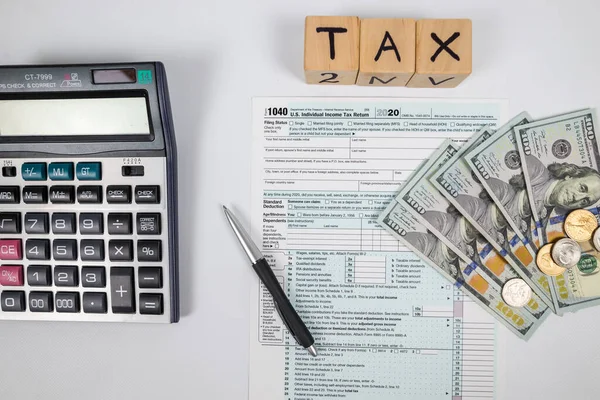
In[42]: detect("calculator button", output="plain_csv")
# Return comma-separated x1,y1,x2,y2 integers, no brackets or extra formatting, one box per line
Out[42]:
49,186,75,203
109,240,133,261
29,291,53,312
55,292,80,313
80,239,105,261
24,213,49,234
0,239,22,260
138,267,163,288
137,240,162,262
137,213,161,235
110,267,135,313
0,213,21,233
2,166,16,177
23,186,48,204
82,266,106,288
25,239,50,260
22,163,47,181
77,186,102,204
52,240,77,261
54,266,79,287
139,293,163,315
107,185,131,203
1,291,25,311
107,213,132,235
0,186,19,204
135,185,160,204
0,265,23,286
52,213,76,234
83,292,107,314
76,162,101,180
27,266,51,286
79,213,103,234
122,165,144,177
48,162,74,181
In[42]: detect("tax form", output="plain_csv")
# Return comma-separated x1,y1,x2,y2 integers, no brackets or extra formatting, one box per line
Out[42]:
250,98,507,400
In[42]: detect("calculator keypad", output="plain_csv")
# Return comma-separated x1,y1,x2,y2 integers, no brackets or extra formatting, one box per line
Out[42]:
0,157,171,322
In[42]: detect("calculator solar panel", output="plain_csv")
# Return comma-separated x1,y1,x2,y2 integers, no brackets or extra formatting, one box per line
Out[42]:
0,63,179,323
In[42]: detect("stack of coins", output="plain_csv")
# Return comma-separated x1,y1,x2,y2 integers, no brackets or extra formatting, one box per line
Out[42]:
536,209,600,277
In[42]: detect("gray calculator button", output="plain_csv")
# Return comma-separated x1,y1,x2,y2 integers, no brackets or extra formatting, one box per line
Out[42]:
110,267,135,313
0,212,21,233
139,293,163,315
0,187,19,204
109,240,133,261
23,186,47,204
1,291,25,311
80,239,105,261
107,213,132,235
77,186,102,204
135,186,159,204
52,239,77,261
27,265,51,286
82,266,106,288
79,213,103,234
106,185,131,203
52,213,76,234
55,292,80,313
26,239,50,260
138,267,163,288
137,240,162,262
83,292,107,314
54,266,79,287
137,213,161,235
49,186,74,204
29,291,53,312
24,213,49,234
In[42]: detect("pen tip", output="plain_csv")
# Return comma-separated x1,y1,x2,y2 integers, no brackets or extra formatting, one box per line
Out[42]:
307,345,318,357
222,205,229,212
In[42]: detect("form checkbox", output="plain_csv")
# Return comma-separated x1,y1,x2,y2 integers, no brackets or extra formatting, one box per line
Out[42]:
297,213,302,217
289,204,294,209
308,121,313,126
289,121,294,126
359,213,363,218
348,121,353,126
446,285,450,290
368,200,373,205
450,122,456,127
403,121,409,127
325,200,330,204
416,350,421,354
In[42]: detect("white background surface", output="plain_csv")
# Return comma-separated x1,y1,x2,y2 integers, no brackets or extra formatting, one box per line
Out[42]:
0,1,598,399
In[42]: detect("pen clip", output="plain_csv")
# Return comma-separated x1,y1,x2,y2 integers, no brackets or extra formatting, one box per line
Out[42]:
274,301,300,346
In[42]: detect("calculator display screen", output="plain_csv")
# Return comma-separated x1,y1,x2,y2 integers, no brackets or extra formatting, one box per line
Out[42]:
0,97,150,136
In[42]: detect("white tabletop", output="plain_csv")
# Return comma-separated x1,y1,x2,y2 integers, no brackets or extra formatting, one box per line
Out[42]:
0,0,598,399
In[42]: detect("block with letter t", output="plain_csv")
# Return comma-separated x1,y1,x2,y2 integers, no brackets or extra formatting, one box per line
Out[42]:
407,19,472,88
357,18,416,86
304,16,360,85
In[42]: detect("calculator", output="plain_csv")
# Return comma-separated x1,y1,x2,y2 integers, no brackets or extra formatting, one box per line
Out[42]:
0,62,179,323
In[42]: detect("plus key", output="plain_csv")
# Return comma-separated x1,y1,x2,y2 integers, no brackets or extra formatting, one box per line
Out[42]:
0,239,22,260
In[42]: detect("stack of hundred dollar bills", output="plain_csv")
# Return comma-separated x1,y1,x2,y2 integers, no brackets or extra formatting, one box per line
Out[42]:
378,109,600,339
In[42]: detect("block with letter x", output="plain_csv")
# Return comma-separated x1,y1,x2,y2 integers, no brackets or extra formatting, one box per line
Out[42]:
407,19,472,88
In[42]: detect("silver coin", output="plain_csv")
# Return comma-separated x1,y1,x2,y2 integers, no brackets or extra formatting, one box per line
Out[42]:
501,278,532,308
551,238,582,269
594,228,600,252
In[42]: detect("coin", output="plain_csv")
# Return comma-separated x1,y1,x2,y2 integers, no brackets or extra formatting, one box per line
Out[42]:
564,209,598,242
593,228,600,252
501,278,532,308
551,238,582,268
536,243,567,276
577,254,599,275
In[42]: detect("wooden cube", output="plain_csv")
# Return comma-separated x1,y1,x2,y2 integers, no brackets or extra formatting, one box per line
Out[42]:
357,18,416,86
304,16,360,85
407,19,472,88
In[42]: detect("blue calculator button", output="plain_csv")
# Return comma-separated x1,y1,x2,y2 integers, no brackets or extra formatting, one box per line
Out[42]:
76,162,101,180
21,163,47,181
48,162,74,181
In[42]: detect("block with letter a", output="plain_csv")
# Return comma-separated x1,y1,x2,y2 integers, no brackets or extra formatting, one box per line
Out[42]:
304,16,360,85
357,18,416,86
407,19,472,88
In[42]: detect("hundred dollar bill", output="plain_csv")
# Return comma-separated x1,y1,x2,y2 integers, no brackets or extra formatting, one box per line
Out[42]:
378,200,540,339
431,126,556,312
466,113,542,251
515,109,600,312
396,140,550,321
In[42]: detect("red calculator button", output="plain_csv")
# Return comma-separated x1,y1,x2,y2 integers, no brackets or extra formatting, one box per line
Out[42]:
0,239,22,260
0,265,24,286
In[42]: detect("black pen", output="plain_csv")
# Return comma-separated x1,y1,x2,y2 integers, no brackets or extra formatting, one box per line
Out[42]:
223,206,317,357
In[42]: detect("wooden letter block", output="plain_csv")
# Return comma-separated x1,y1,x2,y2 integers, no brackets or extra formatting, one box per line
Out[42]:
357,18,416,86
407,19,472,88
304,16,360,85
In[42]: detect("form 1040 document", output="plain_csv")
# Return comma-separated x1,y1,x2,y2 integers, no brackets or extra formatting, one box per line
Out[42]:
250,98,508,400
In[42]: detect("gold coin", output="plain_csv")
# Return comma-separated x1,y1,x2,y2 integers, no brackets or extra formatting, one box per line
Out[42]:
536,243,567,276
564,209,598,242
